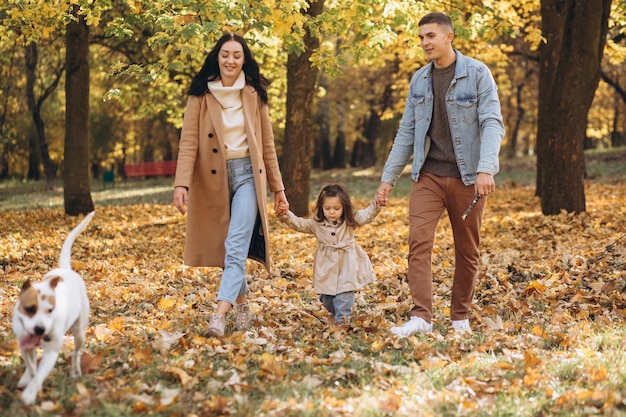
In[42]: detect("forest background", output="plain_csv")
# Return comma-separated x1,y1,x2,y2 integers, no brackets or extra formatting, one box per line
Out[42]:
1,0,626,415
0,0,624,215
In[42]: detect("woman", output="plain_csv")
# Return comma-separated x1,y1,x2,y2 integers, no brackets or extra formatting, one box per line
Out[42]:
173,33,289,337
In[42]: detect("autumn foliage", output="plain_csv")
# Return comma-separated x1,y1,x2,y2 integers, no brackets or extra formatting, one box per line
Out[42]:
0,180,625,415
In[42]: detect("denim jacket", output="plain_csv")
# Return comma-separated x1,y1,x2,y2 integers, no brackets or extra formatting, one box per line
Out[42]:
381,50,505,186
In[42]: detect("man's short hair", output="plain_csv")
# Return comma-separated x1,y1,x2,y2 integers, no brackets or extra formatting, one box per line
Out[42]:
419,11,454,32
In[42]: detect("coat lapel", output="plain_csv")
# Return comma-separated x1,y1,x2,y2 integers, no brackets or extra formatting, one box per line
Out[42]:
241,86,257,154
206,86,257,155
205,94,225,149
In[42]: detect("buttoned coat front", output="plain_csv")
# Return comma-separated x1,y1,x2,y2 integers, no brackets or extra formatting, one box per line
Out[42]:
280,203,381,295
174,86,285,271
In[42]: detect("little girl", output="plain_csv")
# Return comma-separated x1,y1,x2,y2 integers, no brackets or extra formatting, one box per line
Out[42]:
279,184,382,327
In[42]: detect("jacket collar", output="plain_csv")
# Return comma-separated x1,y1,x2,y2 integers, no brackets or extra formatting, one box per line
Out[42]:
422,49,467,80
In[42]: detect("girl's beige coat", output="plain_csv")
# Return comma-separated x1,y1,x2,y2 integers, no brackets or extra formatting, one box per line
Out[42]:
174,86,284,271
280,203,381,295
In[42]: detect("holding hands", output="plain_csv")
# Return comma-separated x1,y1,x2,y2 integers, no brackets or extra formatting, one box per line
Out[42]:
374,182,393,208
274,190,289,216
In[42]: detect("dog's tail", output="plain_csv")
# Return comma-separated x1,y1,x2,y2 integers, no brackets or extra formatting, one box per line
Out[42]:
59,211,95,270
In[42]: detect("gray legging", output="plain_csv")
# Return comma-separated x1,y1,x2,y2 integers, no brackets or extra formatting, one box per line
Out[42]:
319,292,355,324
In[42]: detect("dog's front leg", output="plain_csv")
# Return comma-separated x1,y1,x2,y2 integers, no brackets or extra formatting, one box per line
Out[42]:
70,340,83,378
20,348,60,405
17,348,37,389
69,319,86,378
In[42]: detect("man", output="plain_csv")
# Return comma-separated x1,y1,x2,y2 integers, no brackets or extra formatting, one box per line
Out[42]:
375,11,505,336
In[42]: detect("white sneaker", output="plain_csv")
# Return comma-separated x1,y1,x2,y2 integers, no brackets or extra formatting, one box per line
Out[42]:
451,319,472,334
390,317,433,337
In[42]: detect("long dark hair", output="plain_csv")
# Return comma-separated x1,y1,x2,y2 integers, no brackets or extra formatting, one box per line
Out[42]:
313,184,357,227
187,33,269,104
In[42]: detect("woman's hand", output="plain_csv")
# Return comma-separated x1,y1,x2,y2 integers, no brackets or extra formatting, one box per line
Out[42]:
173,186,189,215
274,190,289,216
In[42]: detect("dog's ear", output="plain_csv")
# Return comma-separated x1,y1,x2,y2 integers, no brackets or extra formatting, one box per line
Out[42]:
20,279,32,294
49,276,63,289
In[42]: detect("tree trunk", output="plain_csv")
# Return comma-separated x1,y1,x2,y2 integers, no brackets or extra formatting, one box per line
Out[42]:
333,130,346,169
64,10,94,215
357,110,381,168
355,57,399,168
281,0,325,216
601,70,626,147
25,42,58,189
507,80,527,159
536,0,611,214
0,40,18,180
313,74,331,170
611,100,624,147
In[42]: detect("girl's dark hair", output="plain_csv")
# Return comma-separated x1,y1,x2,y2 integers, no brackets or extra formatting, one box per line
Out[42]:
187,33,268,104
313,184,357,227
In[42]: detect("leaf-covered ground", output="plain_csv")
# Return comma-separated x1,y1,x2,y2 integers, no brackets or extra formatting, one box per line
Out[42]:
0,181,625,416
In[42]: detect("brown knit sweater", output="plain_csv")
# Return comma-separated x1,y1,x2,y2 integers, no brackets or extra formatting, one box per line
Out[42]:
421,61,461,178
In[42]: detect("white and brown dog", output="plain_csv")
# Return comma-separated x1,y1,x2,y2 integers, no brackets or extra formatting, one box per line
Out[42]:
12,211,95,405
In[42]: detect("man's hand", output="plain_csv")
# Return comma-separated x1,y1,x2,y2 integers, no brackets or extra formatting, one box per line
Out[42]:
375,182,393,208
475,172,495,197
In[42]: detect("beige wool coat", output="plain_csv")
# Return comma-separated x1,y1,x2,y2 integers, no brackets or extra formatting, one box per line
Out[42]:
280,203,381,295
174,86,285,271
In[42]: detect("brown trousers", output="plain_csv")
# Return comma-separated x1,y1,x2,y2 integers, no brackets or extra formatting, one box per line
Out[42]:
407,173,486,322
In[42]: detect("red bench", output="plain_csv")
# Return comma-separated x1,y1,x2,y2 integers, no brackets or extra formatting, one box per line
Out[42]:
124,160,177,178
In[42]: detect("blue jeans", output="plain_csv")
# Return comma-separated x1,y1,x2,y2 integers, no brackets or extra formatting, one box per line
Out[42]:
217,157,258,305
319,292,355,324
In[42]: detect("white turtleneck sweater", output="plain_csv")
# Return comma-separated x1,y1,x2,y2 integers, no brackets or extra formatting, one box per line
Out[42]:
208,71,249,160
